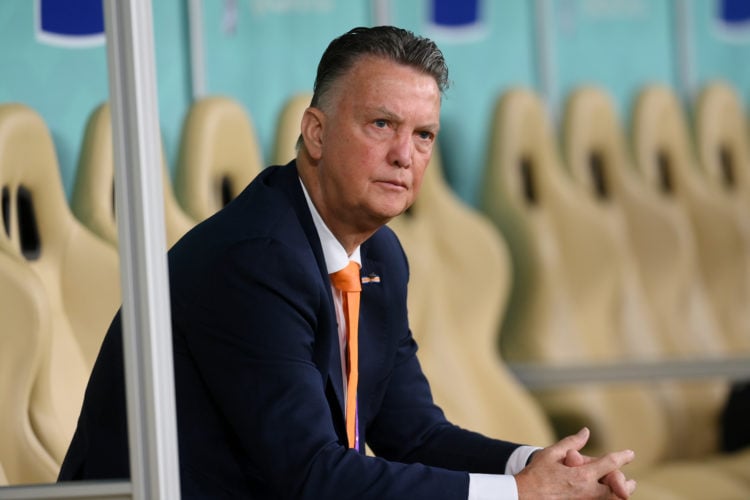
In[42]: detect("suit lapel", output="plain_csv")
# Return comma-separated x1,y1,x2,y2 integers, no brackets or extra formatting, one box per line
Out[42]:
274,162,347,420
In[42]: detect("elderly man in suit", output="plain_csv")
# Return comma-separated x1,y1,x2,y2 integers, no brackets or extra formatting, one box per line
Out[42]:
59,25,636,499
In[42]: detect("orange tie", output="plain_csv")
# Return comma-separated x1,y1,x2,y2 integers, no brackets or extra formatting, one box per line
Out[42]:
330,261,361,449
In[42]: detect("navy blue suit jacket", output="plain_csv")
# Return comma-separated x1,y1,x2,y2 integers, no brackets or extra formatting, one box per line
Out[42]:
59,161,521,498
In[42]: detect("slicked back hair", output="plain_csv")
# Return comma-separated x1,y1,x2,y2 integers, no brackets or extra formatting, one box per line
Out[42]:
310,25,449,111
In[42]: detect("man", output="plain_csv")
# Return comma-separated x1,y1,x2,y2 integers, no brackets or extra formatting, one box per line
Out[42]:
59,26,636,499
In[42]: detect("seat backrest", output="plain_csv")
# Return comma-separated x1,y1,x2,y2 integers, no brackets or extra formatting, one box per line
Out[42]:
632,85,750,354
388,148,556,446
562,86,728,459
482,88,628,362
175,96,263,222
272,93,312,165
480,88,671,468
72,102,195,248
0,251,62,484
562,87,722,359
0,103,121,465
694,81,750,207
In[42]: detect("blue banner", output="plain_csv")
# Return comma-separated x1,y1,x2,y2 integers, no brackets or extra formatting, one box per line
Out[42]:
426,0,486,42
715,0,750,40
36,0,105,47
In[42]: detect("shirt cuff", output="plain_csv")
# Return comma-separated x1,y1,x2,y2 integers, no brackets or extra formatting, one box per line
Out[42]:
467,445,543,499
468,473,518,500
505,445,543,475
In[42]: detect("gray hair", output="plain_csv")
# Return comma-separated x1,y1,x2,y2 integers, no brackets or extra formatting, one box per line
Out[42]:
311,25,449,110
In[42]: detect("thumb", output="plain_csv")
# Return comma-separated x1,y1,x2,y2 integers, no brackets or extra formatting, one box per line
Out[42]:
560,427,590,452
544,427,590,462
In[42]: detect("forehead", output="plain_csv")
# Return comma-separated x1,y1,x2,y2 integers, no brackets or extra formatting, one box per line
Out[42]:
332,56,441,115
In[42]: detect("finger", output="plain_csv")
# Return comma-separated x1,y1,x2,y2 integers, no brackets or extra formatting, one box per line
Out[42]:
588,449,636,479
626,479,637,496
564,448,586,467
608,479,637,500
601,469,629,499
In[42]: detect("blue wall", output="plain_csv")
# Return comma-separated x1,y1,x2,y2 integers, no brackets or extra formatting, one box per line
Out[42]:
0,0,749,206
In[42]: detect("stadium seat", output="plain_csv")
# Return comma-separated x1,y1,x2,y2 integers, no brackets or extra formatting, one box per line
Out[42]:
480,87,671,465
0,103,120,466
175,96,263,222
72,102,195,248
0,251,61,484
561,86,728,459
632,85,750,355
694,80,750,211
481,87,750,499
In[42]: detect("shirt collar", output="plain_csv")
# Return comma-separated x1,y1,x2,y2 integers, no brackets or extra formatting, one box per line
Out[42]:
300,178,361,274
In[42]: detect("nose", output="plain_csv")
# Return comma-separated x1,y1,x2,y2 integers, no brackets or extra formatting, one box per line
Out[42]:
387,130,413,168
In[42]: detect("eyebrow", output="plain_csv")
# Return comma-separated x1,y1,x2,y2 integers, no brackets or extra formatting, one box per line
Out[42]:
374,106,440,132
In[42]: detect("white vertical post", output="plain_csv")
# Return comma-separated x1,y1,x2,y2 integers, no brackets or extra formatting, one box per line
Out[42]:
371,0,391,26
188,0,207,99
674,0,696,103
534,0,558,122
103,1,181,499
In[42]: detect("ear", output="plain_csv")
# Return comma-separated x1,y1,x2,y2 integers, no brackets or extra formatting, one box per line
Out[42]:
301,107,325,161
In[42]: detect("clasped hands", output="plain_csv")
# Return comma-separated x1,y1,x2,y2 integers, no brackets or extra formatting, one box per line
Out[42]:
515,427,637,499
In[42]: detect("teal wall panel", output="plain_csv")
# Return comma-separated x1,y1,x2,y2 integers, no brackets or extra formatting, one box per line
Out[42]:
550,0,676,124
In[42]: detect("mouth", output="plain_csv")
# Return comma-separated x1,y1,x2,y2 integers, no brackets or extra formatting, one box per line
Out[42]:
376,179,408,191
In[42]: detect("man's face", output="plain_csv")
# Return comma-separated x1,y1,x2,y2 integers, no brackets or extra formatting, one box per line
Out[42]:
310,55,441,234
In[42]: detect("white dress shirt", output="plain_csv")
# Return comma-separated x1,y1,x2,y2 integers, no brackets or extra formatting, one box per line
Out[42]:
301,180,539,499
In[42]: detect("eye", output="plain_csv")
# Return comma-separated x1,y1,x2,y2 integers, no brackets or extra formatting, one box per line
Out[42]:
374,119,388,128
417,130,434,141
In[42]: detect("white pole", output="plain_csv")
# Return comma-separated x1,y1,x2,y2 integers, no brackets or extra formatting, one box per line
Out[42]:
674,0,696,104
534,0,558,123
371,0,391,26
103,0,181,498
188,0,207,99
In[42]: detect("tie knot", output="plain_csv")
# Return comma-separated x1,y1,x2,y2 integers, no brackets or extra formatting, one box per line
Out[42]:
330,261,361,292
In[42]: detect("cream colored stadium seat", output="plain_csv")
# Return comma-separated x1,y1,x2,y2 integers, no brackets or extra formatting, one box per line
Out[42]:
694,81,750,209
561,86,728,459
72,102,195,248
632,84,750,486
175,96,263,221
479,88,750,499
272,93,312,165
0,103,120,466
480,87,671,464
0,252,62,484
388,148,555,447
632,85,750,354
